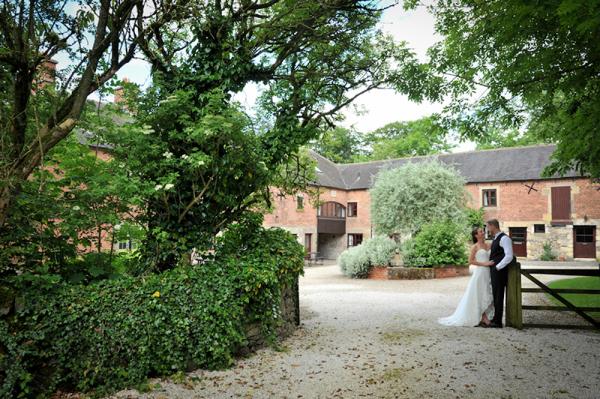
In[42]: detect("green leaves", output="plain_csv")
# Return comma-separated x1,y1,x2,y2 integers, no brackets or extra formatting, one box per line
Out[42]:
1,226,303,397
403,221,468,267
415,0,600,177
370,160,467,236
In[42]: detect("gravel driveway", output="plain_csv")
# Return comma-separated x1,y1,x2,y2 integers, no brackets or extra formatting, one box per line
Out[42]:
115,264,600,399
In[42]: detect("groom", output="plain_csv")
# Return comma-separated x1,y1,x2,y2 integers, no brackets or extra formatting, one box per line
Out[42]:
486,219,515,328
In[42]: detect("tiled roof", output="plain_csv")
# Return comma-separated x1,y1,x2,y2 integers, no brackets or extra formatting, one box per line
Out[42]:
311,144,580,190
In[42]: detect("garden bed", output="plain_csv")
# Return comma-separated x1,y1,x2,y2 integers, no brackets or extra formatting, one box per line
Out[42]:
368,265,470,280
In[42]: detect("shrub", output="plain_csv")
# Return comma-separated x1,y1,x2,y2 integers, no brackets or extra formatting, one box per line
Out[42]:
0,226,303,398
338,245,371,278
466,207,485,229
370,160,467,236
364,236,399,266
540,241,557,261
339,236,398,278
403,221,468,267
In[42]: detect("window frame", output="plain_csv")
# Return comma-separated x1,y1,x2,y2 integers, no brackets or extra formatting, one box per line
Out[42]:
347,233,363,247
534,224,545,234
296,195,304,210
482,189,497,207
347,202,358,217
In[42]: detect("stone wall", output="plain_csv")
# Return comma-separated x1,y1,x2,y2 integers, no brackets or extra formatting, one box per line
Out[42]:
240,277,299,354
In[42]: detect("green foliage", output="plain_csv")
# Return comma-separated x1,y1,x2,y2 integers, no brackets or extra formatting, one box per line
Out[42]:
312,127,363,163
466,207,485,229
475,129,544,150
338,245,371,278
0,133,138,279
370,160,467,236
363,116,454,160
338,236,398,278
0,225,303,397
540,242,557,261
312,116,454,163
403,222,468,267
411,0,600,177
364,236,399,266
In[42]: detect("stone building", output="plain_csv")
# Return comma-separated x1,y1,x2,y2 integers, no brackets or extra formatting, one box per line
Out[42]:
263,145,600,261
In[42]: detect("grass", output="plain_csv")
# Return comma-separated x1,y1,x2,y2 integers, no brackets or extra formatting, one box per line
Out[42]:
547,277,600,318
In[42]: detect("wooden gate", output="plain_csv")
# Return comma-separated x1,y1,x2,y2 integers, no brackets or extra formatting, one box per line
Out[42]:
573,226,596,258
506,264,600,330
509,227,527,257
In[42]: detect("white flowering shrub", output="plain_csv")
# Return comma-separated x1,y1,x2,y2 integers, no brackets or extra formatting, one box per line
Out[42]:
364,235,398,266
370,160,467,236
338,245,371,278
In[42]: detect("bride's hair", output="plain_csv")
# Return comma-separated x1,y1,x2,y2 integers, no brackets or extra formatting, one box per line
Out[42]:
471,227,481,244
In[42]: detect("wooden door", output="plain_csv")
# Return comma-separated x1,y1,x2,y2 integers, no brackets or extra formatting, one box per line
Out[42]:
573,226,596,258
509,227,527,257
304,233,312,258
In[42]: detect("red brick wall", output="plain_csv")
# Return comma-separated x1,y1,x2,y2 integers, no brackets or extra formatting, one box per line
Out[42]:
265,178,600,260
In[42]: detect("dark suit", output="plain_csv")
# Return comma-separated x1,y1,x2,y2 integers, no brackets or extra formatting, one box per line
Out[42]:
489,232,511,325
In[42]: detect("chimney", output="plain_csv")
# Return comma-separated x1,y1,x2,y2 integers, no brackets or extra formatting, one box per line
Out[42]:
34,58,58,90
114,77,129,106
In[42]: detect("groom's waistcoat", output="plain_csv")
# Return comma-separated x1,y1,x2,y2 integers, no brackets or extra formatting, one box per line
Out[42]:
490,232,506,266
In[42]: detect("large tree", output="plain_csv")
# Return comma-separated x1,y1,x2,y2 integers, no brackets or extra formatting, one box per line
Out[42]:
363,115,454,160
370,160,467,236
407,0,600,178
0,0,185,227
110,0,439,269
312,127,364,163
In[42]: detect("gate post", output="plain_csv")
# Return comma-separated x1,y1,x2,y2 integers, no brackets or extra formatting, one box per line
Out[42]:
506,261,523,329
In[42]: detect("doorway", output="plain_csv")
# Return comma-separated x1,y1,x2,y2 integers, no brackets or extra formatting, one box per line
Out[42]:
573,226,596,258
509,227,527,257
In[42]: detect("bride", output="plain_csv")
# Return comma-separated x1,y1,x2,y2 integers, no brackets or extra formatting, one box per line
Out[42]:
438,227,495,327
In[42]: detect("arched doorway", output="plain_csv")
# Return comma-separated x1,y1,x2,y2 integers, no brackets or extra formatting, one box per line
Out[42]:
317,201,346,259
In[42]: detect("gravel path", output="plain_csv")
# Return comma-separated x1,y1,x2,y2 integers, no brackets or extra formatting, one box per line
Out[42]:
114,265,600,399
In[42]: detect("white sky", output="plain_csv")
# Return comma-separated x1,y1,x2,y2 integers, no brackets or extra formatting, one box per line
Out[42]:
111,2,475,152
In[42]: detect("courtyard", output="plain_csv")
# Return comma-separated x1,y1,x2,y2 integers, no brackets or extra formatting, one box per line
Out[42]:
115,263,600,399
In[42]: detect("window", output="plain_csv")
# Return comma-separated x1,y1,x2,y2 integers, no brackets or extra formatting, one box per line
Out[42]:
318,202,346,218
347,234,363,247
347,202,358,217
551,186,571,224
117,240,137,251
574,226,594,243
296,195,304,210
482,189,497,207
534,224,545,233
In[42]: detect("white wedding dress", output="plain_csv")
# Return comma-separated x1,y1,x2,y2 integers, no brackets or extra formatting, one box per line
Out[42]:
438,248,495,327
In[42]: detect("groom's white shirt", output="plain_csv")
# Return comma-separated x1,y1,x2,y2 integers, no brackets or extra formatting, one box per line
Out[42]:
494,231,514,270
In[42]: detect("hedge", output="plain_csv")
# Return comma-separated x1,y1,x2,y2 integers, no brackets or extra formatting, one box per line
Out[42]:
0,227,304,398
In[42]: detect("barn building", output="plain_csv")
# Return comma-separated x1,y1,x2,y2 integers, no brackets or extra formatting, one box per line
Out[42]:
263,145,600,261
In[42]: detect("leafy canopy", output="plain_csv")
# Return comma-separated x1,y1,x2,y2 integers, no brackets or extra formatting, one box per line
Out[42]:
408,0,600,177
112,0,441,270
363,115,454,160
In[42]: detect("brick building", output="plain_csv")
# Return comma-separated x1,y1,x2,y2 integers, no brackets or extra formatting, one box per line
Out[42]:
263,145,600,261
